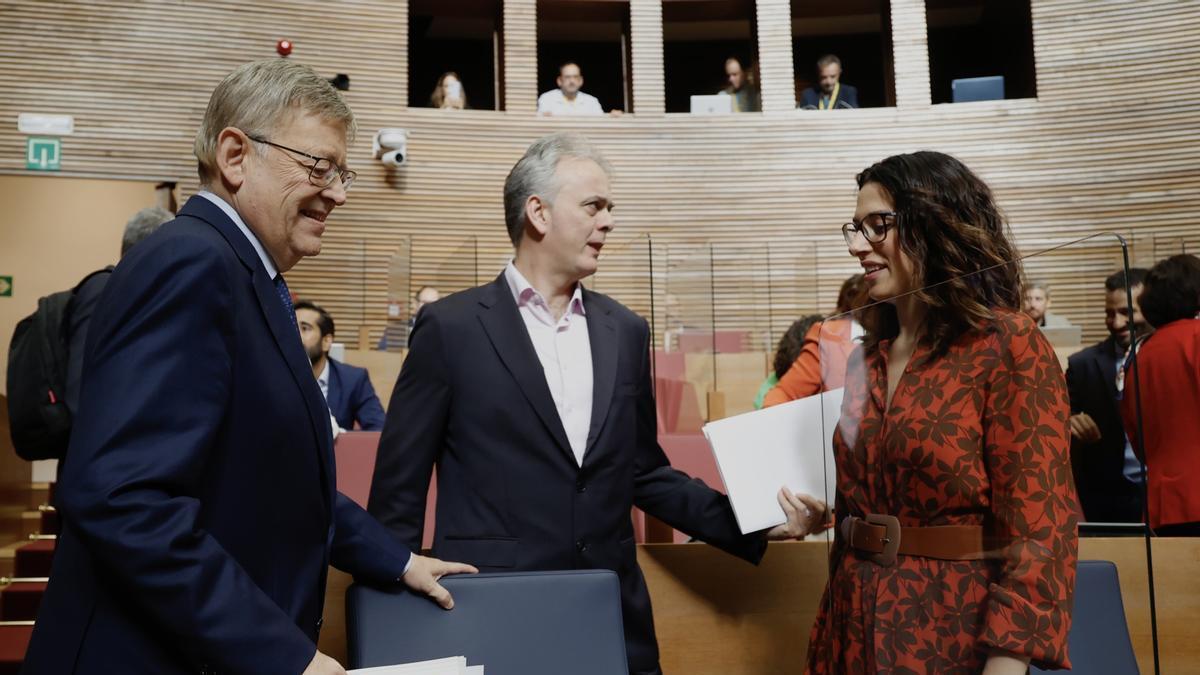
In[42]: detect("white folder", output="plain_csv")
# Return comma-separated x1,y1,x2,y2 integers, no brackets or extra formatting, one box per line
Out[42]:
702,388,843,534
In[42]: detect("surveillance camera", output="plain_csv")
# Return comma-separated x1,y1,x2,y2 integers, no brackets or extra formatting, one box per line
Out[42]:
373,128,408,168
380,149,406,167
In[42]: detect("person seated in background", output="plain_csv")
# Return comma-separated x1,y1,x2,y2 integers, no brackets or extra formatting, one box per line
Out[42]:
430,71,468,109
537,61,601,116
762,273,866,407
1121,253,1200,536
538,62,620,116
799,54,858,110
754,314,824,409
410,284,441,327
377,285,442,351
296,300,386,432
722,56,761,112
1022,279,1070,327
1065,268,1149,523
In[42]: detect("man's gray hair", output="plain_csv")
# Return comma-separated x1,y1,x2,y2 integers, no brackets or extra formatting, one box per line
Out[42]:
121,206,174,257
194,59,355,185
503,132,612,246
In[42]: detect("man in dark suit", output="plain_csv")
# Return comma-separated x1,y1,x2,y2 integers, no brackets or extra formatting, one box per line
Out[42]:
65,207,173,410
368,132,824,675
799,54,859,110
295,300,386,431
24,59,473,675
1065,268,1150,523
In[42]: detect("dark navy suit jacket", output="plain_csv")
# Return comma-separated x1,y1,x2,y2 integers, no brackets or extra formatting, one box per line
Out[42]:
367,274,766,675
24,196,412,674
327,358,386,431
1065,336,1142,522
799,83,859,109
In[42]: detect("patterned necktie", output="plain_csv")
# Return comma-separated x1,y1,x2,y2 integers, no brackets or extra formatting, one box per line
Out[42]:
274,274,298,329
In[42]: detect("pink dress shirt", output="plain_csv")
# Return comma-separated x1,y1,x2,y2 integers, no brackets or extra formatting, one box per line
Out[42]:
504,262,594,466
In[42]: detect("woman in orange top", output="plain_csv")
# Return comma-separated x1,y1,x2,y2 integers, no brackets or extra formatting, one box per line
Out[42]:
763,274,866,407
1121,253,1200,536
806,152,1078,674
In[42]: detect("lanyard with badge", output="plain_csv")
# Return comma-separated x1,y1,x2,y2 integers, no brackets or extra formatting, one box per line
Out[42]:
819,82,841,110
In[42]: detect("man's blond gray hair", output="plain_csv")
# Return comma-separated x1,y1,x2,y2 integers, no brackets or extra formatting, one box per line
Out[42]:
194,59,356,185
503,132,612,246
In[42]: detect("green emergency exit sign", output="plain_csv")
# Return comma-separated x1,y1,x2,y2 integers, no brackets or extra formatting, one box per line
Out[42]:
26,137,61,171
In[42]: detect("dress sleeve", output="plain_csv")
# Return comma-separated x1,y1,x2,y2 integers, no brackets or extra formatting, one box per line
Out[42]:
978,315,1079,670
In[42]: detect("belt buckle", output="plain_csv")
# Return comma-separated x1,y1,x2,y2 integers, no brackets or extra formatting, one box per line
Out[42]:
864,513,901,567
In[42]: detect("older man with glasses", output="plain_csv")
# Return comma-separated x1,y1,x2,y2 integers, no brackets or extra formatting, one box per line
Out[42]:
23,59,475,675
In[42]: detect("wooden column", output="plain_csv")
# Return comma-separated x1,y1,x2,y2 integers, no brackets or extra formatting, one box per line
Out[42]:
504,0,538,113
629,0,666,115
755,0,796,113
889,0,932,107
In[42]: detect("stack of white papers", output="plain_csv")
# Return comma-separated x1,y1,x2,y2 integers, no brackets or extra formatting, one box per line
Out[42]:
349,656,484,675
702,388,843,534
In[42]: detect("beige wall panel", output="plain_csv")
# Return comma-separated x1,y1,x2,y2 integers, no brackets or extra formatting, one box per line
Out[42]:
0,1,1197,352
0,176,158,393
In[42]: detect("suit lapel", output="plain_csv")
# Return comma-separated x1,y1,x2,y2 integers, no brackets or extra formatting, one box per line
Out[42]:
1097,338,1119,398
476,274,575,465
583,290,617,460
251,269,336,507
182,196,335,509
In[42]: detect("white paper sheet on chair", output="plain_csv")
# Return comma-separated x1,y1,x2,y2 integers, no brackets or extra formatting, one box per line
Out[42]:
702,388,842,534
349,656,483,675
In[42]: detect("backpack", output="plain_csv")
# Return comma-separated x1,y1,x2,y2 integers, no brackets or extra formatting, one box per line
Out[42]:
6,268,111,461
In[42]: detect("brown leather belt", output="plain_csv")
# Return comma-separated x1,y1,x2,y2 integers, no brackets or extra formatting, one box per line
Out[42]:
841,514,995,567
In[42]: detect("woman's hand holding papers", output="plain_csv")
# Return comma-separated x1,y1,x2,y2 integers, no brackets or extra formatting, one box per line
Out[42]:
765,487,832,540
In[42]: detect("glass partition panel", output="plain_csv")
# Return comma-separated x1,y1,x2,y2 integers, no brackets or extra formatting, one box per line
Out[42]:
588,232,654,318
380,236,413,351
660,241,715,430
811,233,1158,673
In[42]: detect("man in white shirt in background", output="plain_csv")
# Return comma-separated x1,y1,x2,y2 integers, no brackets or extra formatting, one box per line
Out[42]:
537,62,616,116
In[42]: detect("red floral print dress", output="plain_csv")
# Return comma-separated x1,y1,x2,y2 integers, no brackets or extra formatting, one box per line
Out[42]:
806,310,1078,673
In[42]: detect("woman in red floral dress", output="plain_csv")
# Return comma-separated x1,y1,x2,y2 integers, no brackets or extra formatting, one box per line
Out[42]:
805,152,1079,674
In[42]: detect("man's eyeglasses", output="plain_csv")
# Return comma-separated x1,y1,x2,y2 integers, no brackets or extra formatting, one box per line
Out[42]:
842,211,897,246
246,134,357,192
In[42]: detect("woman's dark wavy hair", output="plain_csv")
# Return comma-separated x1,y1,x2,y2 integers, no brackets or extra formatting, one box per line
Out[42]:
1139,254,1200,328
855,151,1023,360
773,314,824,379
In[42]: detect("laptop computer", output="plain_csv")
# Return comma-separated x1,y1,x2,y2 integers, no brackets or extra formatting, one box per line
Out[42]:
690,94,733,115
952,75,1005,103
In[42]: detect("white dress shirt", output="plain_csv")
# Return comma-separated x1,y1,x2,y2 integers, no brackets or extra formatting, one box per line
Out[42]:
504,262,594,466
197,191,277,279
537,89,604,116
316,359,331,401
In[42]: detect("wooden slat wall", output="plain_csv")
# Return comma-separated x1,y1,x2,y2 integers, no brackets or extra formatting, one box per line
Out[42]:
504,0,539,113
889,0,932,107
2,1,1199,351
755,0,796,113
630,0,666,115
